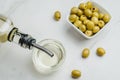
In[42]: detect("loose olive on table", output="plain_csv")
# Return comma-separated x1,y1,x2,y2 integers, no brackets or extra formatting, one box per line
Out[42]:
96,47,106,56
71,70,81,78
82,48,90,58
54,11,61,21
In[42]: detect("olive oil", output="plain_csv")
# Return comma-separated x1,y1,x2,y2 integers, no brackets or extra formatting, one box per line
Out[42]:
0,15,13,42
32,39,66,74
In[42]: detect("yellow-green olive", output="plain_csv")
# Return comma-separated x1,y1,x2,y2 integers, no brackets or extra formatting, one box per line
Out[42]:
92,12,99,18
103,14,111,23
93,26,100,33
91,7,99,12
76,16,79,20
82,48,90,58
96,47,106,56
79,24,86,32
71,70,81,78
80,15,87,21
84,9,92,18
83,19,90,25
99,13,104,19
98,20,105,28
77,9,83,16
54,11,61,21
69,14,78,22
91,17,98,25
86,1,93,9
74,20,82,28
79,3,87,10
71,7,79,14
85,30,93,36
86,21,94,30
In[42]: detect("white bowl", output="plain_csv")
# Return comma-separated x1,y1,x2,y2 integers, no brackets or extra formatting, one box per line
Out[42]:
67,0,111,39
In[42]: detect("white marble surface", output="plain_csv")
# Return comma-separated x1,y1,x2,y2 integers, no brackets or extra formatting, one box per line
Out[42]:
0,0,120,80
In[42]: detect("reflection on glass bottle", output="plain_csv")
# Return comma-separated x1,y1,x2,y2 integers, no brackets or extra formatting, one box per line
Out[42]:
0,15,13,42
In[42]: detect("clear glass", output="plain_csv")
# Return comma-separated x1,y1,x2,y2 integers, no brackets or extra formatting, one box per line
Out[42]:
32,39,66,74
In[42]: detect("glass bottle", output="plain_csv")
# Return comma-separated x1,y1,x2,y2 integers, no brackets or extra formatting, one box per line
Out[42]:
0,14,55,56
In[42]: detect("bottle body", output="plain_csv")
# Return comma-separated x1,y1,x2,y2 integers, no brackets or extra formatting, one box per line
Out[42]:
0,15,13,43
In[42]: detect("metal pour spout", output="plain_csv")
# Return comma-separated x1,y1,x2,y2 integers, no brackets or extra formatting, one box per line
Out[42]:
8,28,54,57
31,42,54,57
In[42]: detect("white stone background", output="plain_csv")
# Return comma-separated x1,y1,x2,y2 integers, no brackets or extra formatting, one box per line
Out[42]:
0,0,120,80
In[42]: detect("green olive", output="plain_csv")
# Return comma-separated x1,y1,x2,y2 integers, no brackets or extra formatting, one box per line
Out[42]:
54,11,61,21
86,1,93,9
103,14,111,23
71,7,78,14
74,20,82,28
91,17,98,25
85,30,93,36
93,26,100,33
83,19,90,25
79,3,87,10
79,24,86,32
76,16,79,20
92,12,99,18
77,9,83,16
96,47,106,56
82,48,90,58
86,21,94,30
99,13,104,19
71,70,81,78
69,14,78,22
91,7,99,12
80,15,87,21
98,20,105,28
84,9,92,18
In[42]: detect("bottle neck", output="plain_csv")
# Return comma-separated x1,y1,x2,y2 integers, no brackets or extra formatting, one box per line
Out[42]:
8,27,36,49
